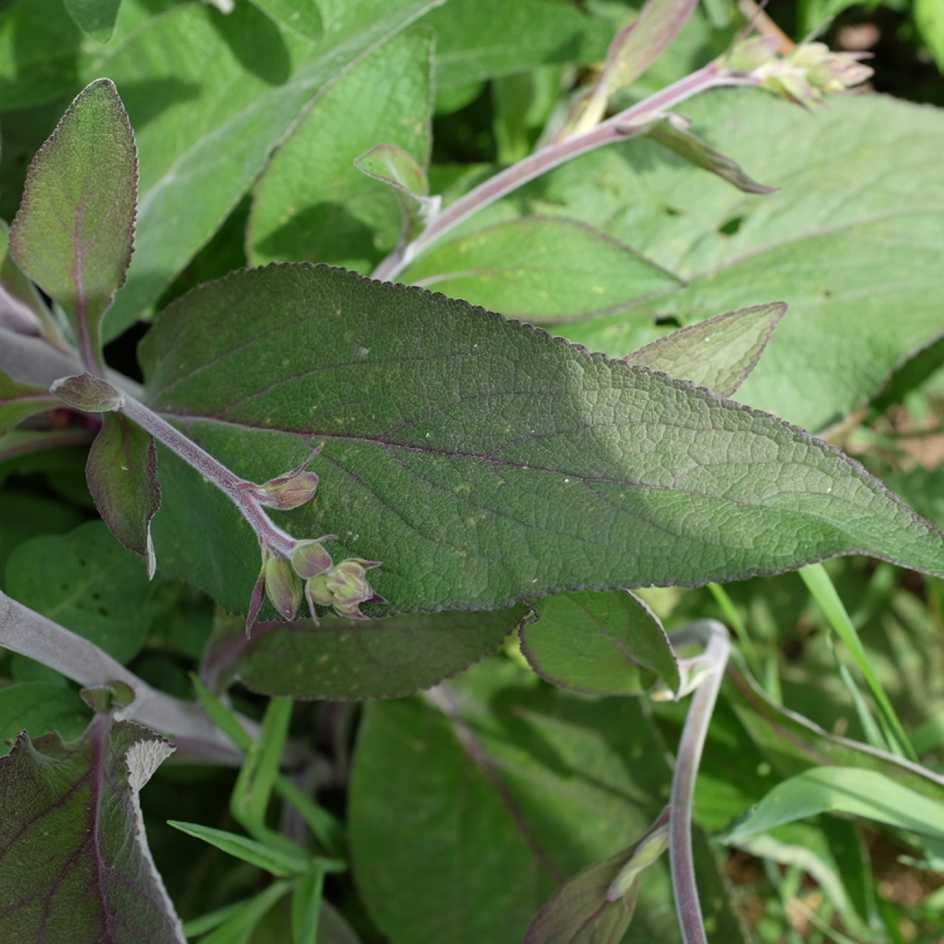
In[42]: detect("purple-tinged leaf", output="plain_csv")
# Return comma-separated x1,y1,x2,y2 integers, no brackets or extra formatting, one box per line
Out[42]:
625,303,787,397
519,590,680,697
524,851,640,944
525,809,670,944
87,414,161,576
0,369,59,434
565,0,700,134
10,78,137,372
0,220,59,342
0,715,185,943
202,607,527,699
51,371,124,412
644,113,777,195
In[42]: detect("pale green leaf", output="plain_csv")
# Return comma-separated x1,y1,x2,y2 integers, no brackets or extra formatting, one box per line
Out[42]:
64,0,123,42
625,302,786,396
526,89,944,430
723,766,944,843
402,217,681,323
249,27,434,272
76,0,442,337
166,821,311,877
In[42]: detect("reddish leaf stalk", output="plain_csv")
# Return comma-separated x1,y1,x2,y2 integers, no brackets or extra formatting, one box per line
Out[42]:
372,62,756,281
120,393,296,557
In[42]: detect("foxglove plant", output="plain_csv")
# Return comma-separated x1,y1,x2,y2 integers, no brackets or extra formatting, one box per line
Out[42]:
1,0,942,941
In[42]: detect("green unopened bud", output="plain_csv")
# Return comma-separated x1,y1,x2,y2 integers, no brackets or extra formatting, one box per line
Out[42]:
255,470,320,510
291,538,334,579
324,559,376,606
265,555,302,621
606,815,670,901
305,573,334,607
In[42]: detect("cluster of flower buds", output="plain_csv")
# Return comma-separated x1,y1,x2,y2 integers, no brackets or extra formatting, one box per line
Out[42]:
725,36,873,107
241,448,384,632
246,538,384,632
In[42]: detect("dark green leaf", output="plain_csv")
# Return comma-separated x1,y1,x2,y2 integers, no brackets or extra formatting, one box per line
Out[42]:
349,659,747,944
204,607,526,700
0,681,89,755
4,520,162,663
87,413,160,574
519,589,679,696
624,302,786,396
249,28,434,272
10,78,136,368
0,716,184,942
64,0,123,43
0,488,84,579
402,218,681,323
140,265,944,616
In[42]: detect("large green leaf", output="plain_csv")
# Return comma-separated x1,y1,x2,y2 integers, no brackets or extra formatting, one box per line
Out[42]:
349,659,747,944
0,681,89,755
139,264,944,615
0,715,184,942
510,89,944,431
425,0,611,90
49,0,441,338
249,27,435,272
402,217,681,323
519,589,679,696
4,520,164,663
10,78,136,366
204,608,527,700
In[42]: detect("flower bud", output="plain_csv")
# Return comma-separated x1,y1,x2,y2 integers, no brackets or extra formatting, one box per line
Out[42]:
255,470,319,510
304,559,382,620
291,538,334,579
264,554,302,621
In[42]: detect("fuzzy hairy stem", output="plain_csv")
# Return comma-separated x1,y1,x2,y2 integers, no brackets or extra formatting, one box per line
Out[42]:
667,620,730,944
0,591,244,764
372,63,754,281
119,394,296,556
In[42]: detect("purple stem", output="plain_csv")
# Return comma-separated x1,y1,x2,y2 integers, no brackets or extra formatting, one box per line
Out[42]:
667,620,730,944
0,591,245,765
120,394,296,557
372,63,754,281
